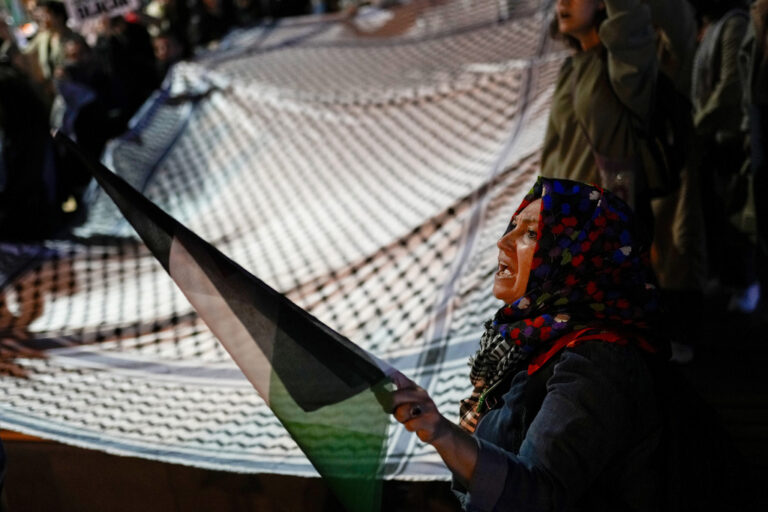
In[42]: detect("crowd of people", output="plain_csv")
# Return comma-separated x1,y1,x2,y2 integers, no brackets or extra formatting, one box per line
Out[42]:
0,0,316,240
539,0,767,359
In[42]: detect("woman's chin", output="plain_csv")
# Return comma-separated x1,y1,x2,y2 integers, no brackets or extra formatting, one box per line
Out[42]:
493,281,520,304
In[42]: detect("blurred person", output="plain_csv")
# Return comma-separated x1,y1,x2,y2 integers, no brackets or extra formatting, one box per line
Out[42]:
0,27,63,240
51,36,111,160
0,17,30,71
689,0,759,313
21,0,86,100
647,0,706,363
24,0,43,24
142,0,192,57
152,30,183,80
739,0,768,313
20,0,43,38
187,0,235,49
93,14,159,130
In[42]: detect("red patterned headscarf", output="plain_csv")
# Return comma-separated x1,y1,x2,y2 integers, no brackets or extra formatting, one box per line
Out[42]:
459,177,666,432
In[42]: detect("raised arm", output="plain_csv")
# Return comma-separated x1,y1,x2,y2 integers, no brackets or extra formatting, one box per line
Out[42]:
599,0,658,121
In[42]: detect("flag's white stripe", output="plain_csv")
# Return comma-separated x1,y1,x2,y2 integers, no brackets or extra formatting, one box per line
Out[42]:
169,236,274,404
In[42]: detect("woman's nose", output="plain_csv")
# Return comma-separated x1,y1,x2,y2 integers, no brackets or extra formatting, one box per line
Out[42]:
497,231,516,251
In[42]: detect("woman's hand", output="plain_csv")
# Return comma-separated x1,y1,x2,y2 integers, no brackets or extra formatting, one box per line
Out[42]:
389,371,479,487
390,371,452,444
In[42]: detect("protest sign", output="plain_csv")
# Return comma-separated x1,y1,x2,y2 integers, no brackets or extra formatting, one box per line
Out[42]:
64,0,140,24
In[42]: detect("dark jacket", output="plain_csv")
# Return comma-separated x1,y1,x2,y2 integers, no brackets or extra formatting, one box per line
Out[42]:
455,340,663,511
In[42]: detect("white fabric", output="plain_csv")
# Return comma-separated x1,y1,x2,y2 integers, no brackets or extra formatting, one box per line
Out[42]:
0,0,563,479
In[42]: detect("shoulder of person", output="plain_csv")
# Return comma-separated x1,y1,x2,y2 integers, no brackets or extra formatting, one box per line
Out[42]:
554,332,655,384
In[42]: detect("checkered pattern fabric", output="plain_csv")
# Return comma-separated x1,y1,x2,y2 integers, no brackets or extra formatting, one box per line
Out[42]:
0,0,565,478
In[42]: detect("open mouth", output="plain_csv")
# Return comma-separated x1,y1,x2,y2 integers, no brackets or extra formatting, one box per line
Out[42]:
497,263,515,278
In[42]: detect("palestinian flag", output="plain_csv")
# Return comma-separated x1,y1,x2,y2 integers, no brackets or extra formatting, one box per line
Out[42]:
55,132,395,512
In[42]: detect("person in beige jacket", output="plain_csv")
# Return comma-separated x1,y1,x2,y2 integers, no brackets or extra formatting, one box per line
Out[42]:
540,0,659,229
21,1,87,103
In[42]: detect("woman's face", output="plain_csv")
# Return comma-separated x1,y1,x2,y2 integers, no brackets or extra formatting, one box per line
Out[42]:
493,198,541,305
556,0,604,41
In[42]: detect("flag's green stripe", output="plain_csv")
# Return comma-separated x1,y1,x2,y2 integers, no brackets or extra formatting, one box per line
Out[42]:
269,370,391,512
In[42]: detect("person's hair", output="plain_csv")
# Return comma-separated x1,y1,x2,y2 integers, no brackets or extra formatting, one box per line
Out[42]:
40,0,67,23
548,3,608,51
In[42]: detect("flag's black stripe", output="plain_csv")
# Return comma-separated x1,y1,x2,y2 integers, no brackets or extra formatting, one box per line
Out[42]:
175,229,387,411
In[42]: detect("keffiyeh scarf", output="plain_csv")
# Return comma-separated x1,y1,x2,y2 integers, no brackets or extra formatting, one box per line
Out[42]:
459,177,665,432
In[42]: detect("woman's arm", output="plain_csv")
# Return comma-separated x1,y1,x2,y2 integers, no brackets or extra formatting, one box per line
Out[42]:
392,342,656,511
599,0,658,121
390,371,478,487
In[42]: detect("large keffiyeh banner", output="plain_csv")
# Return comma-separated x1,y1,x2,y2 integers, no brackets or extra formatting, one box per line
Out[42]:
0,0,563,486
56,131,396,511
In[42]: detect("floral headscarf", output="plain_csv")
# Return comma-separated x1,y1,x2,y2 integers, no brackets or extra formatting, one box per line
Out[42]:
459,177,666,432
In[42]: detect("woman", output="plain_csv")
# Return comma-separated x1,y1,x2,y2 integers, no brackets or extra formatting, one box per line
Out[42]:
541,0,661,227
390,177,669,510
